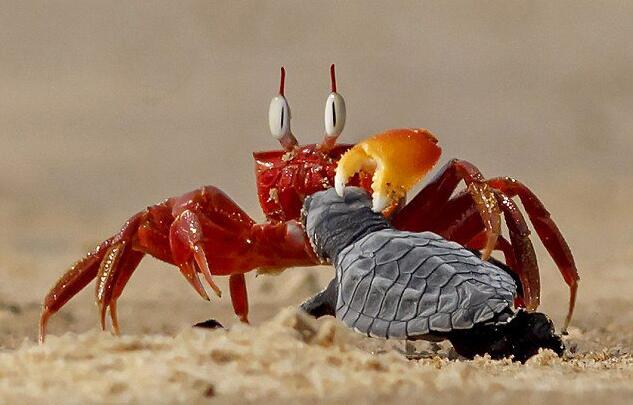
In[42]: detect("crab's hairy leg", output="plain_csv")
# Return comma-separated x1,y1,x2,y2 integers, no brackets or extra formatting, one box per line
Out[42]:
392,159,501,259
487,177,579,332
39,212,145,343
39,237,114,343
95,242,127,331
108,249,145,335
468,183,502,260
229,274,249,323
94,216,149,334
494,192,540,311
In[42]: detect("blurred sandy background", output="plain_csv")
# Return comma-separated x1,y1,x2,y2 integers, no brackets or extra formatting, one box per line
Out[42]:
0,1,632,403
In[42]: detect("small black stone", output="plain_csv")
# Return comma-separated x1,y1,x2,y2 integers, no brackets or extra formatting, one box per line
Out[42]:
194,319,224,329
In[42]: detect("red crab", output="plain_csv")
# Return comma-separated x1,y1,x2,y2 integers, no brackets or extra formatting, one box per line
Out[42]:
39,65,579,343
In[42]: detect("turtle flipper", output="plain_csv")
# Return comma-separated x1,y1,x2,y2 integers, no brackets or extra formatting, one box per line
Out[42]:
299,278,338,318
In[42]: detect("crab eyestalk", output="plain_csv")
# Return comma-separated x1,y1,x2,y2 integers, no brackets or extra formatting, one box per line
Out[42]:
335,128,442,213
269,66,298,151
321,64,346,151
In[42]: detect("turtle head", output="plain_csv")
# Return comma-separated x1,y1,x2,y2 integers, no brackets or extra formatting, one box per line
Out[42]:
302,187,389,261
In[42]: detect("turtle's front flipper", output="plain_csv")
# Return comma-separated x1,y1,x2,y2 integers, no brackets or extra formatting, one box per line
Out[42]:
299,278,338,318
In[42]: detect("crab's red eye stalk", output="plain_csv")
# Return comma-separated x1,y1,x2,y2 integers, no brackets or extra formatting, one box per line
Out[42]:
330,64,337,93
279,66,286,96
269,66,297,151
321,64,346,151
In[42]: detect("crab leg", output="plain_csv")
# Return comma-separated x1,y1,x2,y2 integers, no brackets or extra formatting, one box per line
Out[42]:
177,260,211,301
487,177,579,332
39,212,145,342
170,209,223,298
39,237,114,343
95,242,127,331
493,192,540,311
229,274,249,323
424,191,482,241
418,188,570,326
467,232,517,271
92,216,150,334
41,184,320,341
104,249,145,335
393,159,501,260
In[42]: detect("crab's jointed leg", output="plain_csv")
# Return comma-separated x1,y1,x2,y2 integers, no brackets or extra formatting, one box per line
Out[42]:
229,274,249,323
170,209,223,298
40,237,114,343
487,177,579,332
40,211,145,342
40,186,319,343
493,191,539,311
393,159,502,260
108,250,145,334
467,232,517,275
389,163,577,331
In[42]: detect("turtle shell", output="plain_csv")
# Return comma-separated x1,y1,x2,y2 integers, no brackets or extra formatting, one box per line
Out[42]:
334,229,517,339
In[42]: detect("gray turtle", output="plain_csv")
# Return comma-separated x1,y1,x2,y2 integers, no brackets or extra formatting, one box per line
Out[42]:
300,187,563,362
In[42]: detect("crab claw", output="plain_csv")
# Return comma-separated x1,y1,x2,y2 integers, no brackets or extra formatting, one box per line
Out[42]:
335,128,442,213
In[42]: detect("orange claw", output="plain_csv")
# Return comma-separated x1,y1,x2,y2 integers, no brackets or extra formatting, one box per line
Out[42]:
335,128,442,213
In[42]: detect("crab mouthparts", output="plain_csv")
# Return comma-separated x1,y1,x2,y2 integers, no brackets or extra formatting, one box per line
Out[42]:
335,128,442,213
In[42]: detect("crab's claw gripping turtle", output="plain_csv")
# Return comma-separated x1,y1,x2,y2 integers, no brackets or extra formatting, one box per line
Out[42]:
335,128,441,213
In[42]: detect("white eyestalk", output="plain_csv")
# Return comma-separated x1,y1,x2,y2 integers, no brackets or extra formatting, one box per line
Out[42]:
321,64,346,151
269,67,298,151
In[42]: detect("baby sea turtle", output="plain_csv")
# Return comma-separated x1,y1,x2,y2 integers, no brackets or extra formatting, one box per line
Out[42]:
300,187,564,362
